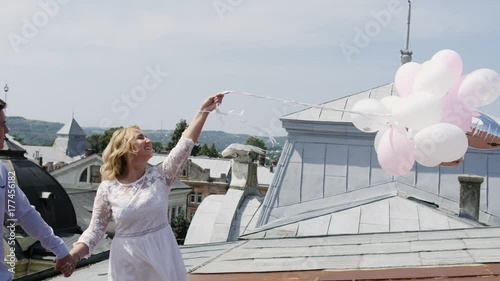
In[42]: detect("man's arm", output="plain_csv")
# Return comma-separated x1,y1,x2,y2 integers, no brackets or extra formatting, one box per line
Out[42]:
3,167,75,276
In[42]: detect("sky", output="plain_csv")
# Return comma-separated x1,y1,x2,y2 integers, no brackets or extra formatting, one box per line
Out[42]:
0,0,499,137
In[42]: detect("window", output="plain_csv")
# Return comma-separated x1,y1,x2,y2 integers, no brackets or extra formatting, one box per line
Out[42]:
170,206,176,222
79,168,88,182
90,165,102,183
197,193,202,204
190,193,195,203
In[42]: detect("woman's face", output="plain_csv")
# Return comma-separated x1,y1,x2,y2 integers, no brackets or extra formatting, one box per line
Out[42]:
130,128,153,160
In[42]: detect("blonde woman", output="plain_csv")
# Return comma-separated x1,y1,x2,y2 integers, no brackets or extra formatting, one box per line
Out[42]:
69,93,224,280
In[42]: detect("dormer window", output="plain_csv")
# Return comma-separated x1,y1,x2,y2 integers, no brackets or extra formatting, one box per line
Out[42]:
79,168,88,182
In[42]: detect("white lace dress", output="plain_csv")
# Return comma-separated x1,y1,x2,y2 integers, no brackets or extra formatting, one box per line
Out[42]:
77,137,194,281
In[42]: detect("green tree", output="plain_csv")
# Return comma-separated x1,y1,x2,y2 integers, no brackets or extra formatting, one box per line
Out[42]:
86,127,122,153
171,211,190,245
197,143,210,156
166,119,199,156
208,143,220,158
165,119,188,152
244,136,267,162
152,141,163,153
10,134,25,144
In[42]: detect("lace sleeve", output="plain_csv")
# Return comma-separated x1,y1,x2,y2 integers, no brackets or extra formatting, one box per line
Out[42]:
76,183,112,258
160,137,195,187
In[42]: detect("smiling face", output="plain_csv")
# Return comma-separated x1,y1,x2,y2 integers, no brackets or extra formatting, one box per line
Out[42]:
130,128,153,160
0,110,9,150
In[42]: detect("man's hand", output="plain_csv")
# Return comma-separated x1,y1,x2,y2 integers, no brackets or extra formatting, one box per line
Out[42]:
54,254,76,277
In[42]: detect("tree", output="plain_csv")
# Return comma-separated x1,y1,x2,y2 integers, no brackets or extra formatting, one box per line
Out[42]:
10,134,25,144
171,211,190,245
86,134,100,152
197,143,220,158
197,143,210,156
165,119,199,156
208,143,220,158
152,141,163,153
245,136,267,162
165,119,188,152
86,127,122,153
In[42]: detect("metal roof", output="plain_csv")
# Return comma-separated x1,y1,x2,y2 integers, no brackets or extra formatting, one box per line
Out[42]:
193,227,500,274
56,118,86,136
242,195,479,239
1,157,79,233
47,227,500,280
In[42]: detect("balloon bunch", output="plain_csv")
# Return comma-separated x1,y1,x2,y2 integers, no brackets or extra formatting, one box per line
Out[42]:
350,49,500,176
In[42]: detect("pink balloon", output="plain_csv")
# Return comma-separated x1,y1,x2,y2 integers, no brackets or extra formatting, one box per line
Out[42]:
431,49,463,84
447,74,467,101
441,98,473,132
394,62,422,98
377,128,416,176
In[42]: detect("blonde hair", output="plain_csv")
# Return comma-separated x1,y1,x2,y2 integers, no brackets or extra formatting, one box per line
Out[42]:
100,125,141,181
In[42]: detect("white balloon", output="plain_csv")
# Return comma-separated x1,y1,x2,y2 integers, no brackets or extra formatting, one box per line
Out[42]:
392,93,444,131
458,68,500,108
413,61,454,97
431,49,463,85
415,150,442,167
380,96,403,112
350,99,390,133
394,62,422,97
413,123,468,163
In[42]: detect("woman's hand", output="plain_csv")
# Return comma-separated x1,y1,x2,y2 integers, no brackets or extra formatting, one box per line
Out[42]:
199,92,226,113
54,253,76,277
183,91,227,143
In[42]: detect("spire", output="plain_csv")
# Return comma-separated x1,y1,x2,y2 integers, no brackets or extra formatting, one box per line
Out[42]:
400,0,413,64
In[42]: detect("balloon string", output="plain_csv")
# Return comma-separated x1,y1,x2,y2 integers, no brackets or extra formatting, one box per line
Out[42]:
200,106,279,147
206,90,401,145
224,90,396,135
223,90,392,117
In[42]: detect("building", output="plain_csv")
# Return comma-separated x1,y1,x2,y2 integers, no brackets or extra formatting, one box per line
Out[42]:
50,154,103,190
149,155,275,221
179,83,500,278
24,118,88,171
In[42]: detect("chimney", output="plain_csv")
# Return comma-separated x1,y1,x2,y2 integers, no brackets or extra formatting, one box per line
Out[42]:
229,158,260,196
458,175,483,220
258,152,265,166
84,149,95,157
270,159,278,173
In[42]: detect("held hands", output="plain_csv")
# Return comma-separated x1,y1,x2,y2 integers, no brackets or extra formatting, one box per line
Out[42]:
54,253,77,277
199,92,226,113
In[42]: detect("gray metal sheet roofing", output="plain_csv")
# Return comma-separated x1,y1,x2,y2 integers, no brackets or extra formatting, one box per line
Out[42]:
47,227,500,280
56,118,86,136
241,195,478,239
193,227,500,274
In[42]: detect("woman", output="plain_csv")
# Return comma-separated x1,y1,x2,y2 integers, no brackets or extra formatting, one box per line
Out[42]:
69,93,224,280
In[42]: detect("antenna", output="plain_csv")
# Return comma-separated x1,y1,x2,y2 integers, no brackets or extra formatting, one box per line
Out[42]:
400,0,413,64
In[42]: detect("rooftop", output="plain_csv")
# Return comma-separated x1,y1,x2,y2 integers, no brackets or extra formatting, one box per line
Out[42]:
48,227,500,280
